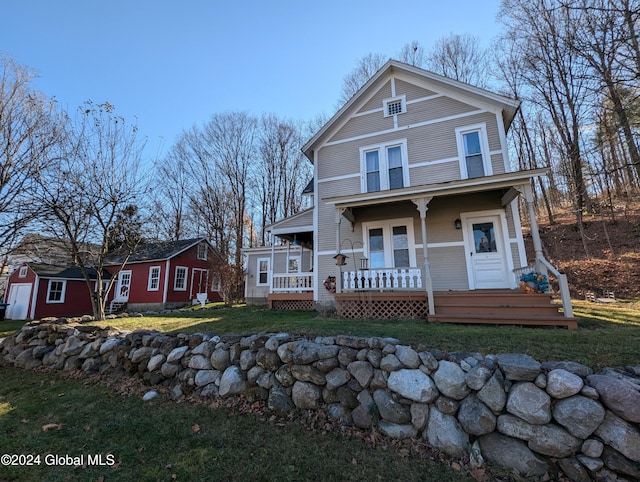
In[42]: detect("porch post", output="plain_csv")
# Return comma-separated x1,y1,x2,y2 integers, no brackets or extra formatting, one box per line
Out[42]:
412,197,435,315
270,236,275,293
335,208,343,293
522,184,545,274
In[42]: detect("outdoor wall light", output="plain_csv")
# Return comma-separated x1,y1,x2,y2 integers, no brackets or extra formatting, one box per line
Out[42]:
454,218,462,230
334,253,349,266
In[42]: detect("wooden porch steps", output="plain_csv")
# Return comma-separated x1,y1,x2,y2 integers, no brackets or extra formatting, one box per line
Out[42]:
429,290,578,330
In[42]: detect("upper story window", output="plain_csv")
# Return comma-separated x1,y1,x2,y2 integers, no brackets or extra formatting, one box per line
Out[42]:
360,139,409,193
18,266,28,278
456,123,492,179
197,243,208,260
383,95,406,117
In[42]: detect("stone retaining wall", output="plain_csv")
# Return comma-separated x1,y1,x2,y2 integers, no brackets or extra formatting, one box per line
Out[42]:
2,319,640,481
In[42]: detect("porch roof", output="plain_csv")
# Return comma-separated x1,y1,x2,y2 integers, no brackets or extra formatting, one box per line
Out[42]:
266,208,314,244
322,168,548,209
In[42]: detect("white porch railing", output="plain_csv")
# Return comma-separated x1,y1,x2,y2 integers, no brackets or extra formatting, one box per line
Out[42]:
513,259,574,318
342,268,423,291
271,273,314,292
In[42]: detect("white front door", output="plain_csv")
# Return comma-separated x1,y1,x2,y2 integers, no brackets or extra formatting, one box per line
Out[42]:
463,213,511,289
115,270,132,301
6,283,32,320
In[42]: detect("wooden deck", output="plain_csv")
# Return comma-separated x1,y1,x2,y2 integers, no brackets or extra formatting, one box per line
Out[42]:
429,290,578,330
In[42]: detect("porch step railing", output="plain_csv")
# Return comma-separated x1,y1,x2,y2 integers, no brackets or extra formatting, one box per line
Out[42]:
271,273,314,293
513,259,574,318
342,268,423,291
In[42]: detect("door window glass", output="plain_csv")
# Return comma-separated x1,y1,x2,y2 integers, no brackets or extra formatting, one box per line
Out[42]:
392,226,410,267
473,222,497,253
368,228,385,268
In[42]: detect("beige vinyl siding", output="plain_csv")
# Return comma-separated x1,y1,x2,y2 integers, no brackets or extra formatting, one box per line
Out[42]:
274,214,312,230
358,80,393,113
510,242,524,270
317,143,359,180
490,153,506,175
408,119,459,164
394,78,437,101
430,246,469,290
409,161,460,186
401,96,478,128
329,112,394,143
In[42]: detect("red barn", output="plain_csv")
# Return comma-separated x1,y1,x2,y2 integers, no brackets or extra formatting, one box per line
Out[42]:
4,264,110,320
104,238,224,313
4,238,224,320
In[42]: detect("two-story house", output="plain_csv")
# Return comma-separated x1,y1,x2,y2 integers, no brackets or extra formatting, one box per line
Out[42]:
244,60,575,328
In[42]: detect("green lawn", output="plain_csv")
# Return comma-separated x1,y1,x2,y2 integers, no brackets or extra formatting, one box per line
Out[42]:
3,300,640,370
0,367,473,482
74,300,640,371
1,300,638,480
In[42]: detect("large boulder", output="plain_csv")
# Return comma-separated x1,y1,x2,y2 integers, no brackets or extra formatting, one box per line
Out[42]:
387,369,438,403
425,407,469,458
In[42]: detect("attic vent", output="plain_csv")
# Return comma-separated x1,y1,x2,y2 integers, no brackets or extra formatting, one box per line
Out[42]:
383,95,406,117
387,101,403,116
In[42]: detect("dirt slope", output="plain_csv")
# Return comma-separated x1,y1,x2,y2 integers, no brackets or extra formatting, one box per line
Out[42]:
524,208,640,300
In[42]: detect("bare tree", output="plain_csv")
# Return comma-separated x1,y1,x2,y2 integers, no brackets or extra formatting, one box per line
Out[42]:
499,0,593,254
0,55,64,262
426,33,491,87
397,41,427,67
150,135,197,241
337,53,386,108
256,114,311,244
34,101,147,320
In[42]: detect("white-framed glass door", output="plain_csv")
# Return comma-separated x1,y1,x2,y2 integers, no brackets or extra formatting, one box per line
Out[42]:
363,218,416,269
115,270,132,301
462,213,511,289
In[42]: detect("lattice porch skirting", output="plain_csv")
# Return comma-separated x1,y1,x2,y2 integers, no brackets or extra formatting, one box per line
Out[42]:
268,293,315,311
335,292,429,320
270,299,315,311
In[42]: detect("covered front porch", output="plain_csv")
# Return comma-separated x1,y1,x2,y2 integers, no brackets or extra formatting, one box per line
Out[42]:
323,169,576,327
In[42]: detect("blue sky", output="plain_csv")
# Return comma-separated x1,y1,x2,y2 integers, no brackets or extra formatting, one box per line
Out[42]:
1,1,502,162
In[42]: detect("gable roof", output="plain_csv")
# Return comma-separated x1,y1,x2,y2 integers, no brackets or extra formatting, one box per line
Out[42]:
104,238,217,265
26,263,110,281
302,59,520,162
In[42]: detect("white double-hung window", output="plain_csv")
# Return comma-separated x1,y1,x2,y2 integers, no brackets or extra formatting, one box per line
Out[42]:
456,123,492,179
360,139,408,193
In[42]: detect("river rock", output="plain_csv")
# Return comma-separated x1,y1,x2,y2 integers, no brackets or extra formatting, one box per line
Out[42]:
433,360,470,400
588,374,640,423
506,382,551,425
497,353,541,381
425,407,469,458
546,369,584,398
387,369,438,403
479,432,548,477
552,395,605,439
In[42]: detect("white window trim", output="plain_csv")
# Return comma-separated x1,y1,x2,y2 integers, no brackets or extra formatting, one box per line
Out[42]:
148,266,161,291
287,255,301,274
46,279,67,304
383,94,407,117
197,243,208,260
361,217,417,268
256,257,270,286
174,266,188,291
18,266,28,278
360,138,409,193
455,123,492,179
